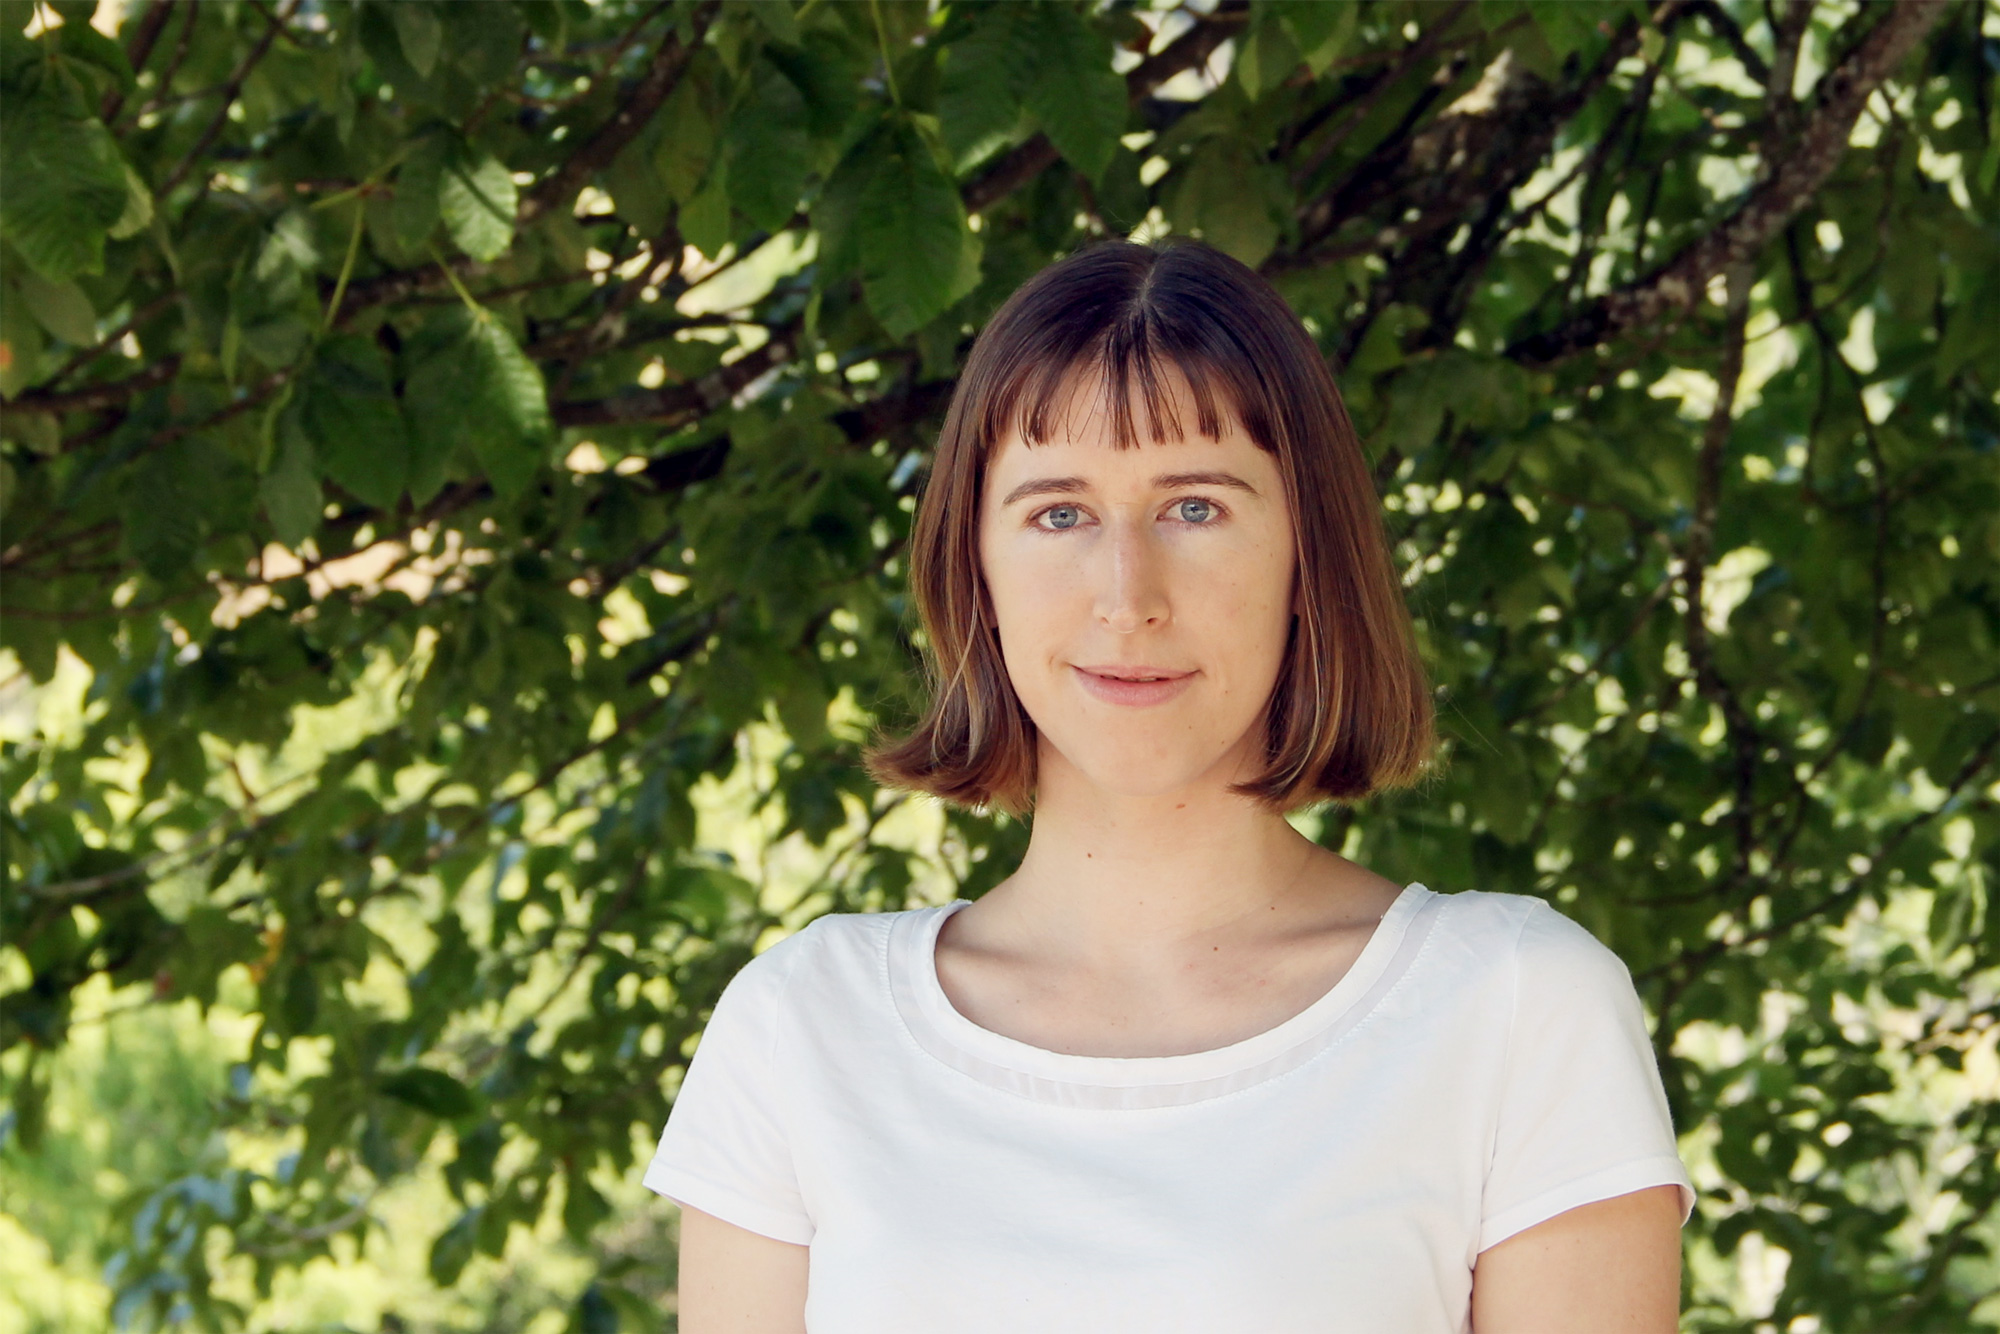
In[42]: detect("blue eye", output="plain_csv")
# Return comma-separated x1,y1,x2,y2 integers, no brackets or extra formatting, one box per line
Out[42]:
1042,504,1082,530
1174,498,1216,523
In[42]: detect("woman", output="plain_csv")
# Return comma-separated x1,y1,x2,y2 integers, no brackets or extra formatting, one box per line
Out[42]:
645,239,1694,1332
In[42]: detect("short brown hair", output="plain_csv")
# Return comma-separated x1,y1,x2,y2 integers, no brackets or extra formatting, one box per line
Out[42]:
866,238,1431,815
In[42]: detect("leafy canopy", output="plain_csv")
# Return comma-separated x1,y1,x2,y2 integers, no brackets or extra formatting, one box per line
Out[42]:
2,0,1997,1329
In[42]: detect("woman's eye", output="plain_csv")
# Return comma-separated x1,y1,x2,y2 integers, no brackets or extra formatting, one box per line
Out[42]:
1042,504,1082,530
1173,498,1217,524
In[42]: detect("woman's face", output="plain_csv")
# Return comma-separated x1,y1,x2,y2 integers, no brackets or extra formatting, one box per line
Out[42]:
978,370,1297,801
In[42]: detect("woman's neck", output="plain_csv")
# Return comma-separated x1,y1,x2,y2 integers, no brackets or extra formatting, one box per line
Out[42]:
976,741,1378,973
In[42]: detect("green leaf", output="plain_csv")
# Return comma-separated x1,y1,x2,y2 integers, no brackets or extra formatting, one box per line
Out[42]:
655,53,722,205
764,32,861,142
1020,4,1126,184
404,308,551,500
679,155,732,260
6,1061,48,1153
738,0,798,46
561,1172,611,1242
439,141,518,262
0,75,131,281
1283,2,1355,77
120,438,252,581
442,2,524,86
226,210,317,370
261,404,324,548
938,8,1034,173
1526,0,1606,60
107,158,152,240
381,1066,479,1119
1237,17,1301,101
606,122,673,237
174,908,263,1007
393,133,447,250
55,18,133,91
0,278,47,397
845,119,981,338
1161,134,1290,269
568,1285,620,1334
390,1,443,78
301,334,410,509
429,1207,481,1286
56,17,133,87
724,58,812,232
0,407,57,453
16,268,96,345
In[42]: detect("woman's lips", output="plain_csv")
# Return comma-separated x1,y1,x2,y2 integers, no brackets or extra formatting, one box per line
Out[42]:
1071,665,1196,707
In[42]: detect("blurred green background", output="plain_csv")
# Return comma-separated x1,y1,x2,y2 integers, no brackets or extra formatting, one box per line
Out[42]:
3,0,1998,1329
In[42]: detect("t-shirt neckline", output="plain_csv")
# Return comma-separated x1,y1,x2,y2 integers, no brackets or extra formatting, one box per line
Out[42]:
887,882,1440,1109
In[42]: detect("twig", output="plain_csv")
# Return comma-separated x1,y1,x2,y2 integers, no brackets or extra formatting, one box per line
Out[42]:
1685,0,1770,84
238,1194,381,1256
321,200,366,330
868,0,903,108
122,0,199,127
157,0,301,197
42,292,178,387
49,367,285,474
11,356,180,415
100,0,176,122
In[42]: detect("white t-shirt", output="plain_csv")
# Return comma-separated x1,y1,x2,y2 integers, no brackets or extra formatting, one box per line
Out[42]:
644,884,1694,1332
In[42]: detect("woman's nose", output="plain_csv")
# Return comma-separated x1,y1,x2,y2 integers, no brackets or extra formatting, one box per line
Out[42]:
1095,519,1169,632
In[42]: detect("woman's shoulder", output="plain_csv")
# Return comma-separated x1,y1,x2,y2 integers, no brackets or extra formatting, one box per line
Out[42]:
1415,889,1655,1071
1424,887,1634,982
719,902,951,1011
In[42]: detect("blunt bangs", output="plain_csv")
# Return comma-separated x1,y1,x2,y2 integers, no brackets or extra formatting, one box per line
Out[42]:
866,237,1434,816
973,246,1294,471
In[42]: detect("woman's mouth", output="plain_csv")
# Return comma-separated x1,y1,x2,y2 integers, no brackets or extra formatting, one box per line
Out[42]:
1071,665,1196,707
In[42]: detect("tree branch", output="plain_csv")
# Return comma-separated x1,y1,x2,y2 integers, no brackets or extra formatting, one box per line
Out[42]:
8,355,180,415
516,0,723,227
1678,264,1760,884
1763,0,1815,142
552,321,802,428
1509,0,1948,366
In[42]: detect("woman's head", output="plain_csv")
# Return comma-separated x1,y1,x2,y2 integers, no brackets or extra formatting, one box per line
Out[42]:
867,238,1431,815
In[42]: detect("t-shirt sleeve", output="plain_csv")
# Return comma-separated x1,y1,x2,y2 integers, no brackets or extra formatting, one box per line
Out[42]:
1479,900,1696,1253
643,931,815,1245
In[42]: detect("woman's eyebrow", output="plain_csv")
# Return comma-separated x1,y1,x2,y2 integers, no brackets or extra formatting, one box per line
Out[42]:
1153,470,1259,495
1000,476,1088,506
1000,471,1261,506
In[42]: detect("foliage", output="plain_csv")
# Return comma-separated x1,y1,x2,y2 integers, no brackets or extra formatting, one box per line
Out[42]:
2,0,1997,1328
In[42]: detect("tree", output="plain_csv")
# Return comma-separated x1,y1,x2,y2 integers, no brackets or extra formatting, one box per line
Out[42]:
2,0,1995,1327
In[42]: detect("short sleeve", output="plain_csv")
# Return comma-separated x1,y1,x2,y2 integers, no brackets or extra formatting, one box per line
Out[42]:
1478,901,1695,1252
643,932,816,1245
